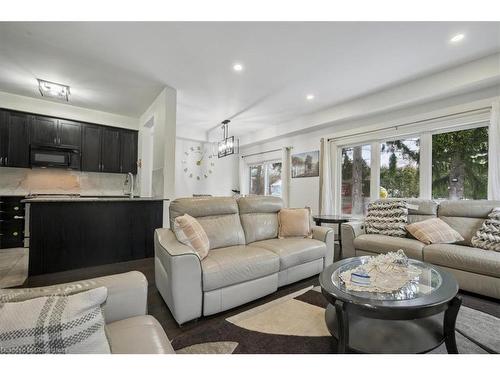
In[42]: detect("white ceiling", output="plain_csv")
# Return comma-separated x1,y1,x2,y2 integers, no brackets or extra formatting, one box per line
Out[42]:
0,22,499,137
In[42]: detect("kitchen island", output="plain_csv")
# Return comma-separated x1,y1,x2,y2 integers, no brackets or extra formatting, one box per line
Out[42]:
24,197,167,275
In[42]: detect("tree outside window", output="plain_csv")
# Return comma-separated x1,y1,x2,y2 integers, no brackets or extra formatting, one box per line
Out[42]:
249,161,282,197
432,127,488,200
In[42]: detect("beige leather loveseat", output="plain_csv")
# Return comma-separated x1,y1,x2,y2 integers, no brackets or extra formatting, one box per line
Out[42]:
0,271,174,353
342,199,500,299
154,196,335,325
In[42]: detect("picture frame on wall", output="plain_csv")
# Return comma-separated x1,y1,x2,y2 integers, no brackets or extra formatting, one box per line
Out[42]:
291,150,320,178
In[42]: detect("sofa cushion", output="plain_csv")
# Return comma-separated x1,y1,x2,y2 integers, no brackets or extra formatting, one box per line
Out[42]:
365,199,408,237
406,218,464,245
353,234,425,260
471,207,500,252
173,214,210,259
0,287,110,354
106,315,174,354
278,208,313,238
238,196,282,244
201,246,279,291
251,238,326,270
423,244,500,278
197,214,246,250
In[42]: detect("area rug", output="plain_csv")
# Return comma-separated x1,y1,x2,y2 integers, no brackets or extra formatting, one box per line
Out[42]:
171,286,500,354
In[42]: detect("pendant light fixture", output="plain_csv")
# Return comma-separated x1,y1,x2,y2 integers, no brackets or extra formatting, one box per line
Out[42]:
218,119,239,158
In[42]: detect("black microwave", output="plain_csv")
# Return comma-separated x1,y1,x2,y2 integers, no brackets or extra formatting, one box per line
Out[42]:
30,145,81,170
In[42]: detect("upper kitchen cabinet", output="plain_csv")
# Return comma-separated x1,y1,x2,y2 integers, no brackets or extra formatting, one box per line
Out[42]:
30,115,81,149
30,115,58,145
101,127,121,173
0,110,30,168
81,124,102,172
57,119,82,149
120,130,138,174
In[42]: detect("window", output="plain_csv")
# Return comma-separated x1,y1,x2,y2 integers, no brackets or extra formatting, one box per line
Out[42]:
432,127,488,200
380,137,420,198
249,161,282,196
341,145,371,215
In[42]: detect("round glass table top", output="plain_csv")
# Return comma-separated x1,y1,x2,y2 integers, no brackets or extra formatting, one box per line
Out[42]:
331,256,443,301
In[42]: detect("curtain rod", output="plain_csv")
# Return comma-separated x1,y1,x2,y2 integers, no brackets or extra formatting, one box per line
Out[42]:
241,147,291,159
327,107,491,142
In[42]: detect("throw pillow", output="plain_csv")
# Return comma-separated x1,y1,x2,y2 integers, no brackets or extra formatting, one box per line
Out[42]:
471,207,500,252
0,287,110,354
173,214,210,259
406,218,464,245
365,200,408,237
278,207,312,239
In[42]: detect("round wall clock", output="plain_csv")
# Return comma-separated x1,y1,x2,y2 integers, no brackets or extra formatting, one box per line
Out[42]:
181,145,215,180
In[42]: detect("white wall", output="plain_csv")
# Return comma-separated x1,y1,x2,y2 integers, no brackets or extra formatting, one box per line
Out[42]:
0,90,138,129
175,138,239,198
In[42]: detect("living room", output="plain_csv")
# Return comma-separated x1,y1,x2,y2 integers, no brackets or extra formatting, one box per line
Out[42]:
1,0,499,373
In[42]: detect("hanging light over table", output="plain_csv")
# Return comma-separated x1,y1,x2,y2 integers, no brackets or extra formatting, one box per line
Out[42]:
218,119,239,158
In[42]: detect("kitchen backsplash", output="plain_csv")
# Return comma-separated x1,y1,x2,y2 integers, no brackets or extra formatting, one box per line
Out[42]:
0,167,138,196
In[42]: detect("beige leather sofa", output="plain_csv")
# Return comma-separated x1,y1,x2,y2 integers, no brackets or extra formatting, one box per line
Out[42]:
342,199,500,299
1,271,175,354
155,196,335,325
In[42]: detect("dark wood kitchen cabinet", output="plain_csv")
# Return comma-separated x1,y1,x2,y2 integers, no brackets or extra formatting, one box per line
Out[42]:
30,115,81,149
81,124,102,172
101,127,121,173
57,119,82,149
0,110,30,168
120,129,138,174
30,115,58,145
0,108,138,174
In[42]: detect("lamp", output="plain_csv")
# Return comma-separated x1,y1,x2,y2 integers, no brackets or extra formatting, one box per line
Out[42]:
218,119,239,158
38,79,70,101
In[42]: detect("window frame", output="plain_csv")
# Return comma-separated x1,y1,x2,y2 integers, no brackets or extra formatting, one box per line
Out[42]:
248,159,282,197
332,114,491,214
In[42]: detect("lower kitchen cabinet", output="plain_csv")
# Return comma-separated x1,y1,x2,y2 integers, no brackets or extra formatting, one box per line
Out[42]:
0,196,26,249
28,200,163,275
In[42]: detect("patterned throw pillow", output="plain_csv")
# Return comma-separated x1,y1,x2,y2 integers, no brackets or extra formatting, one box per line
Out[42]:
406,218,464,245
173,214,210,259
471,207,500,252
0,287,110,354
365,200,408,237
278,208,312,239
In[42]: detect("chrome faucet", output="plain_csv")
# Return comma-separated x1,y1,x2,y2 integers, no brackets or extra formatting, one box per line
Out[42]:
125,172,134,198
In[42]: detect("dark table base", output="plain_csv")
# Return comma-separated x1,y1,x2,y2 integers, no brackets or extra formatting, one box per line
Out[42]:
325,297,461,354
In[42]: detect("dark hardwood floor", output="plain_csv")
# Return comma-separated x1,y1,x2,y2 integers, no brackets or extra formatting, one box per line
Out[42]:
20,257,500,340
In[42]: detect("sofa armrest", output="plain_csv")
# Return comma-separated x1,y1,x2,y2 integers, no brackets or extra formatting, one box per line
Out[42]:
341,221,365,259
154,228,203,325
0,271,148,324
312,225,336,265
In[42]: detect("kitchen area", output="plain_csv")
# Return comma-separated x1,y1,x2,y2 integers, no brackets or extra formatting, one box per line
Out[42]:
0,108,166,287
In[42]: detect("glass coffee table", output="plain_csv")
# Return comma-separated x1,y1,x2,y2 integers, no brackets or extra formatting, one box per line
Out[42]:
319,256,461,354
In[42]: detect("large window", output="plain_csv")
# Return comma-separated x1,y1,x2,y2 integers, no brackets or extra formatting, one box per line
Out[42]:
380,137,420,198
341,145,371,215
432,127,488,200
249,161,282,196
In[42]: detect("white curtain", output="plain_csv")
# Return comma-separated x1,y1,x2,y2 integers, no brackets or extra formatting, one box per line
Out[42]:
488,100,500,200
319,138,334,215
281,146,291,207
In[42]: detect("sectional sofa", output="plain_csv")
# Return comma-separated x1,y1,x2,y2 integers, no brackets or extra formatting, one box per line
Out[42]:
342,199,500,299
154,196,335,325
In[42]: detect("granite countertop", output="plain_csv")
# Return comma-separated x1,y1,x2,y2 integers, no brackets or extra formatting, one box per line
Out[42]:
22,196,170,203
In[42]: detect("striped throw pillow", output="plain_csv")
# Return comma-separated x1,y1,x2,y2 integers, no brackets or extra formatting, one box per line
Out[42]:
406,218,464,245
0,287,110,354
173,214,210,259
471,207,500,252
365,200,408,237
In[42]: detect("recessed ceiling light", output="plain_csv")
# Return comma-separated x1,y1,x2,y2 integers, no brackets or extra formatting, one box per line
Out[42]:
450,33,465,43
233,63,243,72
306,94,315,101
37,79,70,101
